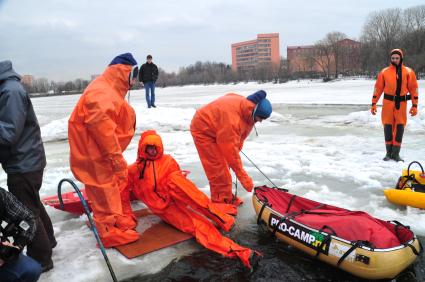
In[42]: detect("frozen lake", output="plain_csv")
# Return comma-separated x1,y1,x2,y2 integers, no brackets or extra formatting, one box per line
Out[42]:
1,79,424,281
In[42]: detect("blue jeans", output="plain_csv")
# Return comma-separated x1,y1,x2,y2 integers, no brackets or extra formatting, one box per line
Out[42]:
144,81,155,107
0,254,42,282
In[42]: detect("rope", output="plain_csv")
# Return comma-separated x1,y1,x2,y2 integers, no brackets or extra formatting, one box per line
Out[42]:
240,150,278,188
253,124,258,137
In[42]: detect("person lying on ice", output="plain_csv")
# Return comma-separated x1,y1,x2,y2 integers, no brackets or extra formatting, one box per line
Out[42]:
370,49,419,162
120,130,261,269
68,53,140,248
190,90,272,207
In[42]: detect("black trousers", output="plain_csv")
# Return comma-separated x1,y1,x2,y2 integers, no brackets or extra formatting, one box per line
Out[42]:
7,170,55,265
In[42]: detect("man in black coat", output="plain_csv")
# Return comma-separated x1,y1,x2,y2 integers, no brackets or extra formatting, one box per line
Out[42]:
0,187,42,282
0,60,55,272
138,55,159,108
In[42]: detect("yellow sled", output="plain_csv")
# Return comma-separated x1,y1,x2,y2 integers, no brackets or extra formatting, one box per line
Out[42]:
384,161,425,209
253,186,422,280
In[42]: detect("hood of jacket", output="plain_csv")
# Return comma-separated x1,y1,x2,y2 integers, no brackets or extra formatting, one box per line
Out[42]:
0,60,21,82
137,130,164,161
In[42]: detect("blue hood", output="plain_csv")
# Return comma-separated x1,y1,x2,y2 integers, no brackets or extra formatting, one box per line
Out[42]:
0,60,21,82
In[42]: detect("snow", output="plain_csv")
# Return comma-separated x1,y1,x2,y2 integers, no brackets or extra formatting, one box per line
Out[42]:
0,78,424,281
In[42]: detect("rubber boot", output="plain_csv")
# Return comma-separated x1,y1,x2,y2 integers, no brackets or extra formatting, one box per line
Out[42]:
383,144,392,161
94,216,140,248
116,214,138,231
391,146,404,162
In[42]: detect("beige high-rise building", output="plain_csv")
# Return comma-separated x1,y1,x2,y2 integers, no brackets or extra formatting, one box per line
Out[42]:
231,33,280,73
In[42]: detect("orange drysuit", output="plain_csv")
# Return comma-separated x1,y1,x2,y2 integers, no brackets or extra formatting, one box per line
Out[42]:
190,93,257,204
68,54,139,247
372,49,419,149
121,130,256,268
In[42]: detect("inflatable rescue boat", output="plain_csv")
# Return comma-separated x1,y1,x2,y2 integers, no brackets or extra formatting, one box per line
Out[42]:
253,185,422,280
384,161,425,209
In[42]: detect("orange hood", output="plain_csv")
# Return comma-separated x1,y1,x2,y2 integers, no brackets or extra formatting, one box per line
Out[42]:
102,64,133,97
137,130,164,161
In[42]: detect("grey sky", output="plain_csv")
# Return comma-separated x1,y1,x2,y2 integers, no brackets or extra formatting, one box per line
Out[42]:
0,0,423,81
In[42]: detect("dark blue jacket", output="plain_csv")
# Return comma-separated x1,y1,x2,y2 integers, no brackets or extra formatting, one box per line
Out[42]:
0,61,46,174
139,62,159,83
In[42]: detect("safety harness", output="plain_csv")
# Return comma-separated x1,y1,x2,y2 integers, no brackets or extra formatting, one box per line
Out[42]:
383,93,411,104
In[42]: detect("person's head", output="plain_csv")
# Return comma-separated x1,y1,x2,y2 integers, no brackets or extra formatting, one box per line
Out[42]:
145,145,157,158
0,60,21,82
147,55,153,63
390,49,403,67
252,98,272,123
108,53,139,87
137,130,164,161
247,90,272,122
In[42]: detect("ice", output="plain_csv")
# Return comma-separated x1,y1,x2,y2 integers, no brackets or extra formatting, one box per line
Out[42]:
1,78,424,281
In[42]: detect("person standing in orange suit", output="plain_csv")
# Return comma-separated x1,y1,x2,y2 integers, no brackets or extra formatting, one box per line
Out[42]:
190,90,272,206
371,49,419,162
121,130,261,269
68,53,140,247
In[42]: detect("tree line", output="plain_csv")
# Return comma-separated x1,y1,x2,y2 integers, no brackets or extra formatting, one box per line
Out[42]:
24,4,424,95
361,5,425,76
158,4,424,86
23,78,90,95
154,60,290,87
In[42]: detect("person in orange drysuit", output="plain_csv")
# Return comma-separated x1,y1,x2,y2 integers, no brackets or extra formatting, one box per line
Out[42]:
120,130,260,269
190,90,272,205
371,49,419,162
68,53,140,247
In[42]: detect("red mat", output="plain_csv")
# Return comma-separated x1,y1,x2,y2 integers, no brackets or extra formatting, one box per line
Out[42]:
114,209,193,259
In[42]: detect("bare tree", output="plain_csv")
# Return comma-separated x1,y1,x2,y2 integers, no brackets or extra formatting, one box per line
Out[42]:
313,39,333,79
325,32,347,77
403,5,425,72
360,8,403,72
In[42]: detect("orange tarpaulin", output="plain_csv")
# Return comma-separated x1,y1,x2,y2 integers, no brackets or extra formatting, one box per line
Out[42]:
115,209,193,259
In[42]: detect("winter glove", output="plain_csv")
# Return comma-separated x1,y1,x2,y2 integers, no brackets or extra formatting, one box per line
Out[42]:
116,168,128,180
409,106,418,116
237,170,254,192
370,105,377,115
111,155,128,180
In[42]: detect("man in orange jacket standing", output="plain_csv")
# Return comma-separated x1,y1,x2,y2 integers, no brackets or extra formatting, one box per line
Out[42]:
371,49,419,162
190,90,272,206
68,53,140,247
121,130,260,269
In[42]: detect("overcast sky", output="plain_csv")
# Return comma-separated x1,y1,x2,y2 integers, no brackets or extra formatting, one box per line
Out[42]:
0,0,423,81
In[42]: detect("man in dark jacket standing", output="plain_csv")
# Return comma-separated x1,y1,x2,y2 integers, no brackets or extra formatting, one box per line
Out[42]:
139,55,159,108
0,60,55,272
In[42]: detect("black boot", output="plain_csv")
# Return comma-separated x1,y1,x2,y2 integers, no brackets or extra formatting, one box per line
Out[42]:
383,144,392,161
391,146,404,162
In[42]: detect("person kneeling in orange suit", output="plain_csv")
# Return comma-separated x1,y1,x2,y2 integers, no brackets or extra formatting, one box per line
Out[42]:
120,130,261,269
190,90,272,206
68,53,140,248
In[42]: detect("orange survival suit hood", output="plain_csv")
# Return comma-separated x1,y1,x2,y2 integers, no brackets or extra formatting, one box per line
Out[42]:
137,130,164,161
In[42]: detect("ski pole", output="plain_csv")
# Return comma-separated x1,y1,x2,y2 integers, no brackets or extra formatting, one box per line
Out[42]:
57,178,118,282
